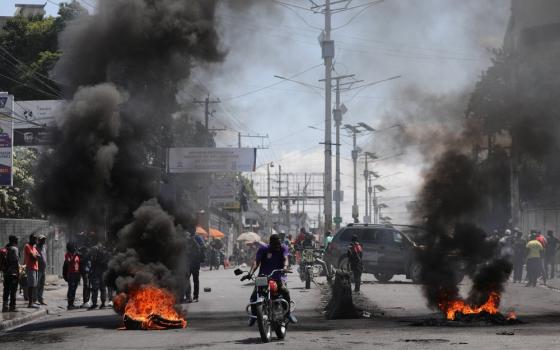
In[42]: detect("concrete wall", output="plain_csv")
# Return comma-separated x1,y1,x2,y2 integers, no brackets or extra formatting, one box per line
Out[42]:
0,219,67,277
521,207,560,236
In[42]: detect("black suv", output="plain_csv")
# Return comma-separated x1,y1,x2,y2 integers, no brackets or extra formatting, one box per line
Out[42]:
324,223,423,283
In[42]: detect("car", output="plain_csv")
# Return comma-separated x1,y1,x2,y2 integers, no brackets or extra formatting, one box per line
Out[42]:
324,223,464,283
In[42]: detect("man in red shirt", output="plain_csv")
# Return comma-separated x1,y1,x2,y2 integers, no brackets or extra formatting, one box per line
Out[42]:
23,234,39,308
64,242,81,310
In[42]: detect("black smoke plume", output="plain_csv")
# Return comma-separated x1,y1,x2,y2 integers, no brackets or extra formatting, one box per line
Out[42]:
414,151,512,309
33,0,232,299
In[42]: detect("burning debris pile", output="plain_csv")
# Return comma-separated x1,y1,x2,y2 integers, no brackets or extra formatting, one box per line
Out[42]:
115,286,186,330
414,150,514,323
31,0,241,329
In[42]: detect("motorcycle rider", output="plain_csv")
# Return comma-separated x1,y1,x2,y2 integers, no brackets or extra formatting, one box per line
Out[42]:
246,234,297,325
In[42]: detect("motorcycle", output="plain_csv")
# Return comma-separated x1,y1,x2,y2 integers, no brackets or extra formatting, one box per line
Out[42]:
234,268,294,343
298,249,331,289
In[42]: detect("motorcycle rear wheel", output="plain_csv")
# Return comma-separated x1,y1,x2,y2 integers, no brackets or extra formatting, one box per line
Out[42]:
256,305,272,343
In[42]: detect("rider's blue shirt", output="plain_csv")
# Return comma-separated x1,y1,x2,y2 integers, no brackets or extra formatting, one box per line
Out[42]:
256,244,288,282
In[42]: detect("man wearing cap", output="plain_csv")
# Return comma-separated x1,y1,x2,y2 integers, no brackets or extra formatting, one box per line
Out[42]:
526,233,544,287
36,235,48,305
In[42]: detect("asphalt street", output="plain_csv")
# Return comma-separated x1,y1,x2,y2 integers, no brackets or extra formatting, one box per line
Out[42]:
1,269,560,350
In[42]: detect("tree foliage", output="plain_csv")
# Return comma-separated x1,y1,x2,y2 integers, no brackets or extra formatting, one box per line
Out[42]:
0,148,43,218
0,1,87,100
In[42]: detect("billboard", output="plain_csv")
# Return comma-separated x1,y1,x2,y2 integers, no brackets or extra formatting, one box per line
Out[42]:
13,100,61,129
0,93,14,186
168,147,257,173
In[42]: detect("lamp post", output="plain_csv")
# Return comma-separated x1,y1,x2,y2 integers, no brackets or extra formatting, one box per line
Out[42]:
363,152,378,223
373,184,386,224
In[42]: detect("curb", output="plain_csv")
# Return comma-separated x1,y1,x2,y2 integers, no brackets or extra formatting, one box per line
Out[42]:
0,309,47,331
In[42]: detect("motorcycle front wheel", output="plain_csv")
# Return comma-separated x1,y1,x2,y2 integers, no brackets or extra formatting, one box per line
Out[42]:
274,321,286,339
256,304,272,343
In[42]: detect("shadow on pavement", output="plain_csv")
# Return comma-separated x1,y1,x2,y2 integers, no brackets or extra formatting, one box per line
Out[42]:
7,313,121,333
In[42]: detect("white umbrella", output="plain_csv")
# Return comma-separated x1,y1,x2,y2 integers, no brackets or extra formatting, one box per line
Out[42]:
237,232,261,243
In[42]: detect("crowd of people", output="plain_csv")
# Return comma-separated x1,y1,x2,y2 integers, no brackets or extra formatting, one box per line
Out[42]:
494,228,559,287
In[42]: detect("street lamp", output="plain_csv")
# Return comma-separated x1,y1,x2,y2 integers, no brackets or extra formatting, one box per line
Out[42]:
362,151,377,223
373,185,386,224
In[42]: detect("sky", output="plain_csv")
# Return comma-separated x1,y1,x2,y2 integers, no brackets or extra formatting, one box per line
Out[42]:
1,0,512,227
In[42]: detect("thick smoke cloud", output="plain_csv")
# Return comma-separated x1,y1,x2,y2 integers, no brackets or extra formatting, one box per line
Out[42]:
414,151,512,309
33,0,234,298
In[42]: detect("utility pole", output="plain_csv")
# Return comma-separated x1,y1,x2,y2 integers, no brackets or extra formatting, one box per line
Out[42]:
277,165,282,216
363,152,377,224
343,123,374,223
313,0,334,232
331,74,358,229
351,127,360,223
267,163,272,235
194,95,220,130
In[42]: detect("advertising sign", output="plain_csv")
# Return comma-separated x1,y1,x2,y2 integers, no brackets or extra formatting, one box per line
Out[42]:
0,93,14,186
13,100,62,129
168,148,257,173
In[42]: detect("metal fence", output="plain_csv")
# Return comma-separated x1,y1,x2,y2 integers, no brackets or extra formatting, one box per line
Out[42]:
0,219,67,277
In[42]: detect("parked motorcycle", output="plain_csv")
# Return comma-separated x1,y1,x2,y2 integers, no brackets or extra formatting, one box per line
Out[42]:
234,268,294,343
298,249,331,289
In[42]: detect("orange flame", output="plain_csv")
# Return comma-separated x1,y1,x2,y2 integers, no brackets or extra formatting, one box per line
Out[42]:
114,285,187,330
438,292,500,320
506,311,516,320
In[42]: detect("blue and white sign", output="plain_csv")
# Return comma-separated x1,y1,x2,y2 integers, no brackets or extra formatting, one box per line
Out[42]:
0,92,14,186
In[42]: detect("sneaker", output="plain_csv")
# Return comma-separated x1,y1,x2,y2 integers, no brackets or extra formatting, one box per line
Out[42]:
27,304,40,309
39,301,48,306
81,301,91,308
193,297,198,303
287,313,298,324
99,303,106,309
108,301,113,307
88,304,98,310
67,305,77,310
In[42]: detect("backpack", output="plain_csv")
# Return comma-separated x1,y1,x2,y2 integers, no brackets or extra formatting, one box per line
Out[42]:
0,247,8,273
348,243,363,267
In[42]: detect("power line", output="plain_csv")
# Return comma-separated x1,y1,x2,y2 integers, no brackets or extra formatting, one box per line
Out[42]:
331,0,385,30
0,72,61,100
221,63,323,102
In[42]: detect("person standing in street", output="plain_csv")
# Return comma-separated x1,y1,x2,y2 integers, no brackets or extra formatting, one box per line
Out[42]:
526,233,544,287
64,242,81,310
544,230,559,279
347,235,363,293
78,243,91,308
24,234,40,309
512,230,526,283
185,230,205,303
88,239,109,309
36,235,48,305
2,235,20,312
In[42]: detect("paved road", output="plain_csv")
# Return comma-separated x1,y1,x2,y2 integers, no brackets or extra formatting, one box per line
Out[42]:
1,269,560,349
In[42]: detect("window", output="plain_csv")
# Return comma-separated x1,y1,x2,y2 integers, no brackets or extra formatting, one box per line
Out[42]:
337,228,362,242
376,229,401,245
